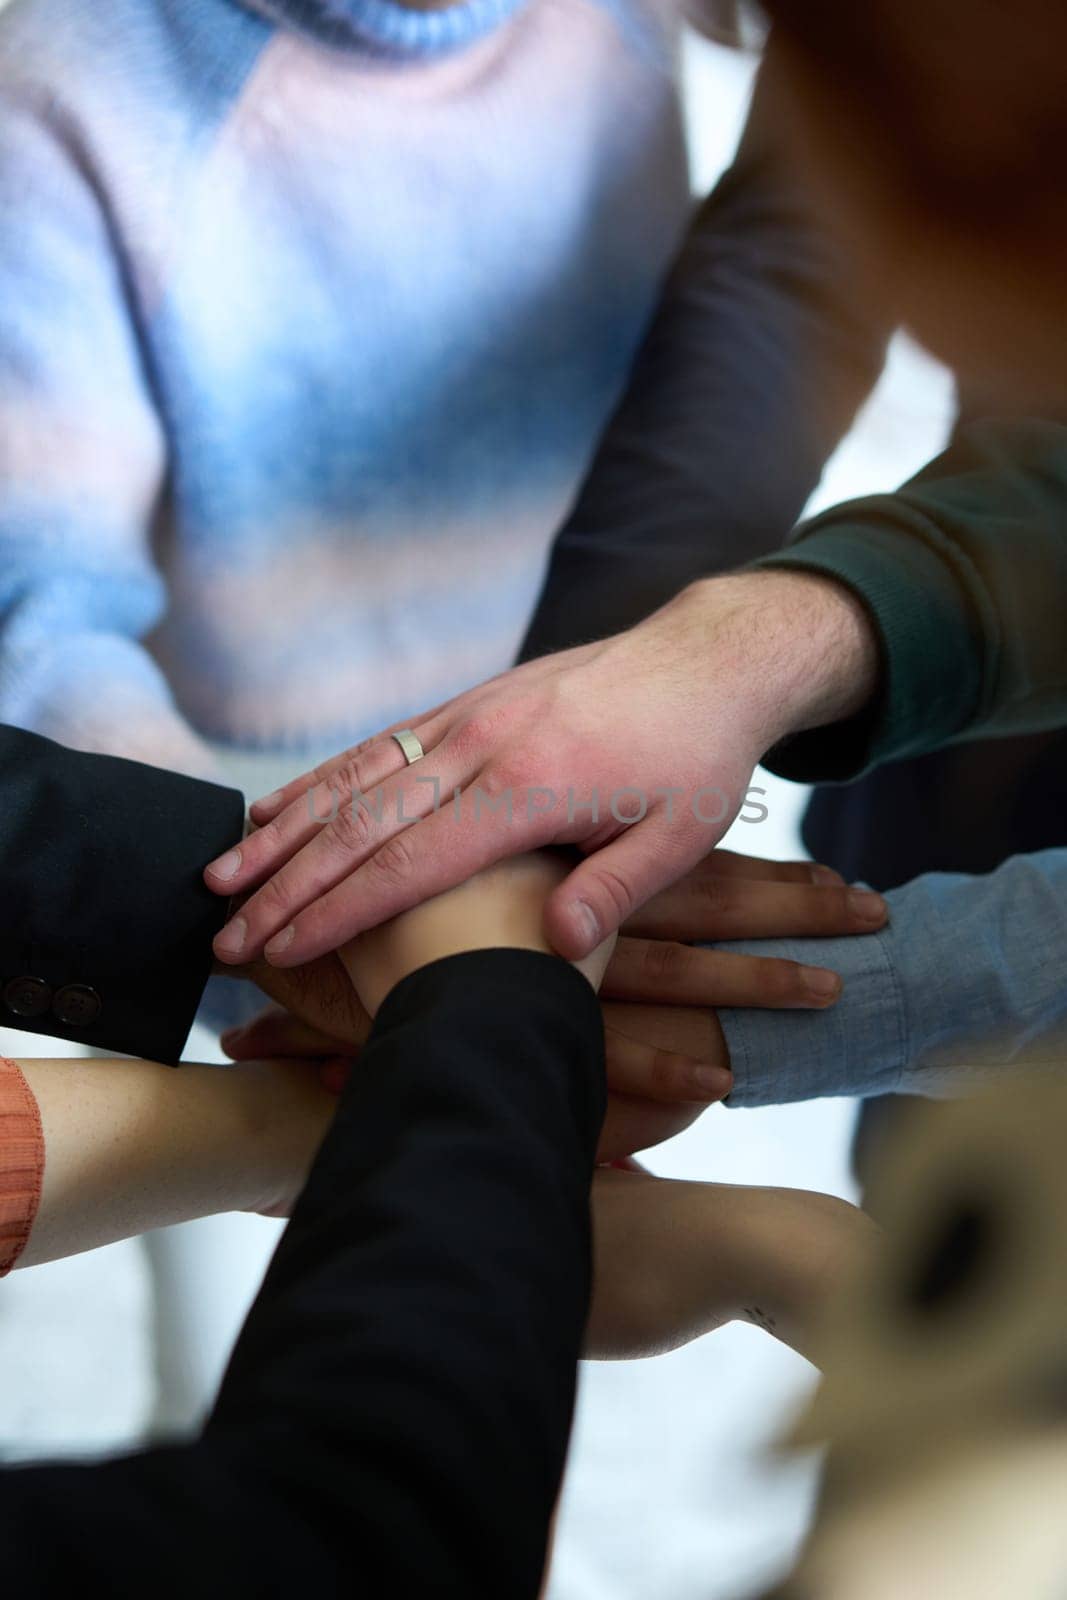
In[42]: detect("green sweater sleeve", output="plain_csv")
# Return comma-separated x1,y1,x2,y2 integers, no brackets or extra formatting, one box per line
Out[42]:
751,418,1067,782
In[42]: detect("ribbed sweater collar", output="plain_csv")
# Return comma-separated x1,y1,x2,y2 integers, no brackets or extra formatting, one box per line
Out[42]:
237,0,528,56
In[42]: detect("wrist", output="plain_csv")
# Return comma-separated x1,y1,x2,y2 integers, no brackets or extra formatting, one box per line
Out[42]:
174,1065,279,1217
229,1061,334,1217
342,853,571,1014
681,569,880,754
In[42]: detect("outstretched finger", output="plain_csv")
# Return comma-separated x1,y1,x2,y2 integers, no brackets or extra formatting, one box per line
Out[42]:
207,723,439,900
682,849,845,886
247,702,453,825
603,939,843,1009
603,1003,732,1104
623,873,887,944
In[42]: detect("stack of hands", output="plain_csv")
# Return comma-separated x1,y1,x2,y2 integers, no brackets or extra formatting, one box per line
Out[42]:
231,846,886,1160
13,841,883,1366
218,844,883,1366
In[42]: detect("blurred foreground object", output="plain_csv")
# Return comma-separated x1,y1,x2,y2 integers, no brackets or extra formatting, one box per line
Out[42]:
759,0,1067,402
769,1074,1067,1599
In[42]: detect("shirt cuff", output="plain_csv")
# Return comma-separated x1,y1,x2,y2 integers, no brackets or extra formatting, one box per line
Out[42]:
716,923,908,1108
0,1058,44,1276
718,852,1067,1109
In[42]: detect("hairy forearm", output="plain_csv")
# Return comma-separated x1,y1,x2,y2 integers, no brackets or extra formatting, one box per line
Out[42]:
669,568,881,754
13,1059,332,1267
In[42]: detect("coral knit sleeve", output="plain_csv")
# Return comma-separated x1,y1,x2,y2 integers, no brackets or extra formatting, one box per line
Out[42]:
0,1058,44,1276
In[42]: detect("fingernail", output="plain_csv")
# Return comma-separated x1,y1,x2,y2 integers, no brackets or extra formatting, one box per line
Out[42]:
208,848,243,882
219,1027,244,1054
692,1065,733,1099
265,924,296,960
573,900,601,949
214,916,247,956
811,863,844,886
848,889,886,924
801,966,842,1000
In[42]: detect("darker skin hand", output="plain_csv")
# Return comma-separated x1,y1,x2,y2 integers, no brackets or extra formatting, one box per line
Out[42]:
221,849,887,1159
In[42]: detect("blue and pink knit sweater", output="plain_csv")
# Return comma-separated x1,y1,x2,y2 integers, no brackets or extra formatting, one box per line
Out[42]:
0,0,695,779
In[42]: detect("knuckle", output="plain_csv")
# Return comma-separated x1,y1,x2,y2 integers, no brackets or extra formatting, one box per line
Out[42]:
306,748,358,794
802,888,844,931
648,1049,684,1096
304,760,333,791
351,731,384,760
336,753,371,800
367,829,417,893
254,812,292,862
451,712,498,760
641,939,692,985
474,761,510,798
590,863,638,927
604,1027,635,1076
256,870,296,920
304,775,345,827
478,758,526,803
328,796,374,856
313,758,342,790
690,872,732,916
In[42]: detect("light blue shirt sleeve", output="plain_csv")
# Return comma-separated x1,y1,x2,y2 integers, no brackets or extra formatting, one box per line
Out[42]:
715,850,1067,1108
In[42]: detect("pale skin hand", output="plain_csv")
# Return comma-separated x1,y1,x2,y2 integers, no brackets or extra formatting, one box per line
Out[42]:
587,1167,883,1366
337,851,618,1017
206,569,880,968
11,1057,336,1268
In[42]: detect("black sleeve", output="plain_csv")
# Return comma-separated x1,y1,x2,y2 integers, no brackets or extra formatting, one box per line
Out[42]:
0,949,606,1599
0,724,244,1062
520,40,890,662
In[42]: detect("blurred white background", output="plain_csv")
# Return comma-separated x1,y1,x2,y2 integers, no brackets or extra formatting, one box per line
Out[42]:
0,17,955,1598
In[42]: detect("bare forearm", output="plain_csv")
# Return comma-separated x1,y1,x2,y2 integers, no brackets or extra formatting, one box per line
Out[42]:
13,1059,332,1268
589,1173,879,1366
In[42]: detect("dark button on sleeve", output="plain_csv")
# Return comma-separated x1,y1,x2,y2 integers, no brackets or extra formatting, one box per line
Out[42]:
53,984,102,1028
3,976,54,1019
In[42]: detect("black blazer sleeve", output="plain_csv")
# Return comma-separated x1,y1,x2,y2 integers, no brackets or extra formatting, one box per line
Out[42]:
0,724,245,1062
520,39,890,661
0,949,606,1599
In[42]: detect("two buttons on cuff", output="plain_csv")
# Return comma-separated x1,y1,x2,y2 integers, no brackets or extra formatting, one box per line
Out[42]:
3,977,102,1027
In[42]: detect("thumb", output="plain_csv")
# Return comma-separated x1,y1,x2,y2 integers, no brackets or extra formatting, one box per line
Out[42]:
544,820,708,960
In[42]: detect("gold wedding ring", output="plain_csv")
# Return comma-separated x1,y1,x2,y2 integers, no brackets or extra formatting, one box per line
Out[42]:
392,729,425,766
